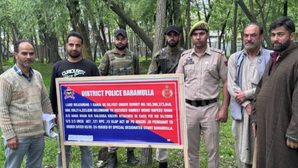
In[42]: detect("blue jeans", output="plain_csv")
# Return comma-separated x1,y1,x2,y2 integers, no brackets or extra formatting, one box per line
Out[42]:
4,135,45,168
57,120,93,168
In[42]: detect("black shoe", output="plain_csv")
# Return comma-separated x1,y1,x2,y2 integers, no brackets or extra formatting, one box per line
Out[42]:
159,161,168,168
127,150,138,166
107,153,117,168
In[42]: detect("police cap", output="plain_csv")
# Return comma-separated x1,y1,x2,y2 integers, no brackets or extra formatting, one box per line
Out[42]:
189,21,209,36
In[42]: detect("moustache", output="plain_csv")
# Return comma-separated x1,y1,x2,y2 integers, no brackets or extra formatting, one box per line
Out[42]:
245,41,254,45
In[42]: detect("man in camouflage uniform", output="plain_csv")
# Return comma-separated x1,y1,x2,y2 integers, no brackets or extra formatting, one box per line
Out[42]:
98,29,140,168
176,21,230,168
148,25,184,168
148,25,184,75
98,29,140,76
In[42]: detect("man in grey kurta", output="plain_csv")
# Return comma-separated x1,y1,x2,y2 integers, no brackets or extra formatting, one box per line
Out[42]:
251,16,298,168
228,23,271,168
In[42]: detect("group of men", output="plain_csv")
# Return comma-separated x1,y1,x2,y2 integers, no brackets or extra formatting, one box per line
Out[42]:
1,16,298,168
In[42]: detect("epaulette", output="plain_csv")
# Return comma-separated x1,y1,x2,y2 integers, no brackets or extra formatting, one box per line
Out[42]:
105,50,114,55
153,50,161,58
181,49,192,57
210,48,225,55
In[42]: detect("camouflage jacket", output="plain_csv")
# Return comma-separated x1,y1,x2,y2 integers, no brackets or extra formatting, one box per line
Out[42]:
148,46,184,74
98,48,140,76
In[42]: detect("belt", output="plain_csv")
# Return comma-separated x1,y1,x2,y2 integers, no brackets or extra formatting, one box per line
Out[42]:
185,98,217,107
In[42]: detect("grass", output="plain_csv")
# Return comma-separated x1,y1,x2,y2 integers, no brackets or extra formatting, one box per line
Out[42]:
0,57,236,168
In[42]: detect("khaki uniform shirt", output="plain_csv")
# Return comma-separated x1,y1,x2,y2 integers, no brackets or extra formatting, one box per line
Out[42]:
176,45,228,100
98,48,140,76
148,46,184,74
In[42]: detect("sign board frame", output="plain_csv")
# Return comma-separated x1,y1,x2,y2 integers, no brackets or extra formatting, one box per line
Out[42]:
56,74,188,167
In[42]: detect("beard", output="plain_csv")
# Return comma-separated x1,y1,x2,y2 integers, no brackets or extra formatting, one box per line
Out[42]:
115,43,127,50
68,51,81,58
17,57,34,68
272,39,291,52
166,40,178,47
244,41,261,51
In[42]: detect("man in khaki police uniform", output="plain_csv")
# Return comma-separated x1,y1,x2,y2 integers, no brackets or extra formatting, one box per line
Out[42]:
98,29,140,168
148,25,184,168
176,21,230,168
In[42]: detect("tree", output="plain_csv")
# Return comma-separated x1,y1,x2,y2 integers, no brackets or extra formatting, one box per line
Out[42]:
231,0,238,54
103,0,154,51
140,0,167,165
67,0,93,60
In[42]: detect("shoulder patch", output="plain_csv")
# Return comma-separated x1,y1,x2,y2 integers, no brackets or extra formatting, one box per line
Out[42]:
153,50,161,58
181,49,192,57
106,50,114,55
210,48,224,54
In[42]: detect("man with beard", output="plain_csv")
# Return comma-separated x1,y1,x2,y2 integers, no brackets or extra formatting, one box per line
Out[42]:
98,29,139,168
50,32,99,168
228,23,271,168
0,40,53,168
176,21,230,168
98,29,140,76
147,25,184,168
148,25,184,75
251,16,298,168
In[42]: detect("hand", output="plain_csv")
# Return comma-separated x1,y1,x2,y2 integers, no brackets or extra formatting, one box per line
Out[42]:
286,138,298,149
216,108,228,123
245,103,252,116
6,137,18,150
252,122,257,137
235,90,246,104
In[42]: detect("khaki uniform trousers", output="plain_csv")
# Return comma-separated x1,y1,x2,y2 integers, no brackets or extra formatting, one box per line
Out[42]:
186,101,220,168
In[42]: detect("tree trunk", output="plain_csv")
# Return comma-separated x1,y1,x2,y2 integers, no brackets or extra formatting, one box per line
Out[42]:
249,0,255,14
86,0,106,59
255,0,273,49
218,9,231,50
10,22,19,43
33,31,42,63
173,0,184,47
0,27,3,74
5,30,11,61
283,0,287,16
140,148,152,167
46,33,61,64
231,0,238,54
103,0,153,51
99,21,108,55
237,0,257,22
186,0,191,49
107,26,112,50
67,0,92,60
140,0,167,165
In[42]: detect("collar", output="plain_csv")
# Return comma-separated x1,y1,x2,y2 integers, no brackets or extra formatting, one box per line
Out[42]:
243,47,262,57
271,43,297,60
191,45,211,57
166,46,180,54
13,64,34,82
111,48,130,56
